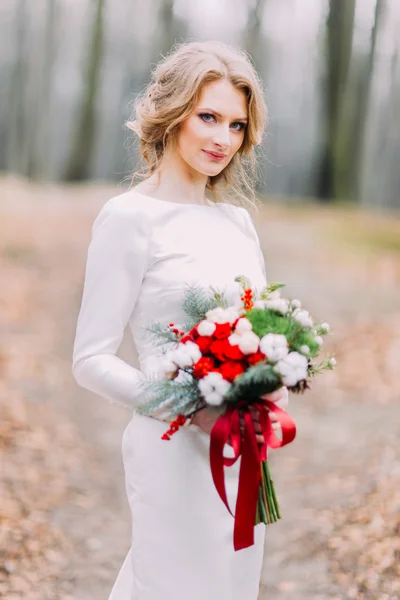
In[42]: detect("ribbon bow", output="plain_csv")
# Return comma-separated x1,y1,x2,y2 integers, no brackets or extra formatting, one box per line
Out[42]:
209,398,296,551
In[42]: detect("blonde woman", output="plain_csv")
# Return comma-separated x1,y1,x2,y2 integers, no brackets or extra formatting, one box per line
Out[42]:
72,40,289,600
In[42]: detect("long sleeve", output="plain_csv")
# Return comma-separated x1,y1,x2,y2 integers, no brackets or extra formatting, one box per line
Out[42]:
72,197,150,409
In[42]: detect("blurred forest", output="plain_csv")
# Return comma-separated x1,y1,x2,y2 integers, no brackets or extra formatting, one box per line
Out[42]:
1,2,400,599
1,0,400,208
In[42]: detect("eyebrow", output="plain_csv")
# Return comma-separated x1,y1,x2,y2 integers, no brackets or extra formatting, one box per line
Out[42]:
198,108,248,122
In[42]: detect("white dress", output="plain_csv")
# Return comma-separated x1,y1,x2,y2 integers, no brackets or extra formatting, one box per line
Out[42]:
72,189,268,600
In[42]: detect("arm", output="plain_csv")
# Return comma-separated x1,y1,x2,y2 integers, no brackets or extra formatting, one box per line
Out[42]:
72,198,150,410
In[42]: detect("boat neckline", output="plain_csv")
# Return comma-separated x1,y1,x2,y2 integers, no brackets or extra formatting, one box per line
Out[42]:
129,188,227,208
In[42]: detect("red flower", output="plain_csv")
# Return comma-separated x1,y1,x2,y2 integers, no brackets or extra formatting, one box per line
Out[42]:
180,334,194,344
195,336,213,354
247,350,266,366
213,322,233,340
209,339,226,361
223,338,245,360
193,356,215,379
189,326,199,339
219,360,247,382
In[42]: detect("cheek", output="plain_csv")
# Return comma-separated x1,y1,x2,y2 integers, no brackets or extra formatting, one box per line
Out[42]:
180,117,205,146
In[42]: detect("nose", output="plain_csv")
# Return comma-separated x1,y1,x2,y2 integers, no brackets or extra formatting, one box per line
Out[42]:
212,124,231,150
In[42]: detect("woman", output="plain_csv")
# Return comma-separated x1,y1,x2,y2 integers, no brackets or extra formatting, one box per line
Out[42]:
72,40,289,600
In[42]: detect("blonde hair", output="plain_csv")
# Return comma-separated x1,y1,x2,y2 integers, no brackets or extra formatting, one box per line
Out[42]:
126,40,268,211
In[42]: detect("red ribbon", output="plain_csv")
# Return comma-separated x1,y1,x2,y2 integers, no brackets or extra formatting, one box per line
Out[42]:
209,398,296,551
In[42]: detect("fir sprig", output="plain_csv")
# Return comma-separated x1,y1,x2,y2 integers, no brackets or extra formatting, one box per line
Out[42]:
141,321,180,347
136,376,201,419
224,362,281,404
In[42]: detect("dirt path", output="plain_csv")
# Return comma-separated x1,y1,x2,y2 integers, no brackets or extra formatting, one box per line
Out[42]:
3,182,400,599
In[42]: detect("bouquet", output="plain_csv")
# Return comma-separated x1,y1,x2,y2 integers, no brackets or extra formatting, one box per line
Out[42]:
136,275,336,550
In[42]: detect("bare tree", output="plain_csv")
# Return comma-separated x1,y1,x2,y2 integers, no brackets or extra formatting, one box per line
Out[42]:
317,0,356,201
354,0,385,201
64,0,105,181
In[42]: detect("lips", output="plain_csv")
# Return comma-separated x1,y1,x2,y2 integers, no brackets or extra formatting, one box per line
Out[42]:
202,150,226,161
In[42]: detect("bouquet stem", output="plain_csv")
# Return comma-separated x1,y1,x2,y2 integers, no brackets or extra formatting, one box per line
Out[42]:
255,460,281,525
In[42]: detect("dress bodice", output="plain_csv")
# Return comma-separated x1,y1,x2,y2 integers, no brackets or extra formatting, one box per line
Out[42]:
72,190,267,409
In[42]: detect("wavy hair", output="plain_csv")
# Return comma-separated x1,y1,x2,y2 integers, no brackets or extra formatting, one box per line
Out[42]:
126,40,268,210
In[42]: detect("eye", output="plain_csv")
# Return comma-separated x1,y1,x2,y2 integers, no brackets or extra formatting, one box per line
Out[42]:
231,122,246,132
199,113,216,123
199,113,246,132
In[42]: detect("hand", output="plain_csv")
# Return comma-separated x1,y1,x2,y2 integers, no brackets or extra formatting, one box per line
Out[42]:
239,387,289,446
190,405,224,436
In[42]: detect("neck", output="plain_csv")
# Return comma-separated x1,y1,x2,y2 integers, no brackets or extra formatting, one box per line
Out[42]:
147,149,210,206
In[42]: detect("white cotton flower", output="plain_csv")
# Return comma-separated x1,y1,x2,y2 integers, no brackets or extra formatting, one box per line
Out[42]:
226,306,240,323
170,347,193,369
197,319,216,336
198,372,231,406
315,335,324,346
253,299,267,309
299,345,310,355
184,340,202,361
160,355,179,376
259,333,289,363
237,331,260,355
274,351,308,387
235,317,253,334
292,308,313,328
206,306,239,325
265,298,290,315
291,299,301,309
320,322,330,334
170,341,201,369
228,333,242,346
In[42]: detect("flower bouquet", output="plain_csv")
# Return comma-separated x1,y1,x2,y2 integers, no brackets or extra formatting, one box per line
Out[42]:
136,275,336,550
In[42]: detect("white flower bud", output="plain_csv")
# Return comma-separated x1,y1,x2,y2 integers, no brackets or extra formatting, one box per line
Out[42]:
291,299,301,309
315,335,324,346
292,308,313,328
328,357,336,367
320,322,330,334
299,345,310,355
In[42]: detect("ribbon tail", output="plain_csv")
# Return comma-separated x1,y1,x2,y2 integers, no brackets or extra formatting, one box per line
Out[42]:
209,410,237,517
233,412,261,551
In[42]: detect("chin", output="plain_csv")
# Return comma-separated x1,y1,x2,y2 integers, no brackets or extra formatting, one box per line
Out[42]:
194,162,225,177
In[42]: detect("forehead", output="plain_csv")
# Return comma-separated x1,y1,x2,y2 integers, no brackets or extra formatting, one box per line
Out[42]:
196,79,248,118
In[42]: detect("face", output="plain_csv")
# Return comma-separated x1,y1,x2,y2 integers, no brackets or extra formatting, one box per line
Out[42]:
175,79,248,177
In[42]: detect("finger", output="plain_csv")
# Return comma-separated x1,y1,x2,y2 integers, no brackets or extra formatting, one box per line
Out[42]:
261,387,288,405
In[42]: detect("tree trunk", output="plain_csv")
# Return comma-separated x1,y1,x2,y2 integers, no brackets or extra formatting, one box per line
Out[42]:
354,0,385,202
317,0,356,201
64,0,105,181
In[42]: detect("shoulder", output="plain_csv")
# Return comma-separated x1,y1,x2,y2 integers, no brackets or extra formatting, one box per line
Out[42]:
226,204,259,240
92,189,154,237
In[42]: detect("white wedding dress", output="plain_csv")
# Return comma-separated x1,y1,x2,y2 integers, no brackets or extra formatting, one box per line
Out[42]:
72,189,268,599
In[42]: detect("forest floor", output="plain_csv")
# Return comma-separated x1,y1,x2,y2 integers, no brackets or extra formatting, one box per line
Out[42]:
1,177,400,600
